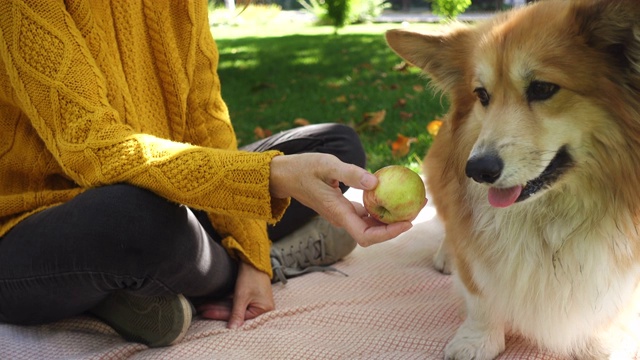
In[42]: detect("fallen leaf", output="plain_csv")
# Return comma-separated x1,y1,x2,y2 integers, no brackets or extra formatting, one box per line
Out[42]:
254,126,272,139
394,98,407,108
391,133,417,158
293,118,310,126
413,85,425,93
335,95,348,103
427,120,443,136
355,109,386,132
400,111,413,120
364,109,386,127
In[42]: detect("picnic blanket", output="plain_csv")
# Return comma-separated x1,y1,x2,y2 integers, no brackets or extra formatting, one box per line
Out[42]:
1,188,638,360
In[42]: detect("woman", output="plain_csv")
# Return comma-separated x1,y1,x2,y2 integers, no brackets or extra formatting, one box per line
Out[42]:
0,0,412,347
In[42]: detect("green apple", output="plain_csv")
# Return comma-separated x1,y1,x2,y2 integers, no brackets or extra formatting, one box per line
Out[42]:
363,165,427,224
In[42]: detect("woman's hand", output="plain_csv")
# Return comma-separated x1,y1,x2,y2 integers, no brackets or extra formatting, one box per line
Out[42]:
269,153,413,247
197,262,275,329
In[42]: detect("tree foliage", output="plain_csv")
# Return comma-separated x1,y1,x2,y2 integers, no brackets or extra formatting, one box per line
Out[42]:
298,0,389,31
429,0,471,19
326,0,350,28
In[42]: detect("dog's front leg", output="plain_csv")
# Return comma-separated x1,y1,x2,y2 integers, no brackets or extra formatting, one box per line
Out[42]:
444,292,505,360
433,235,453,275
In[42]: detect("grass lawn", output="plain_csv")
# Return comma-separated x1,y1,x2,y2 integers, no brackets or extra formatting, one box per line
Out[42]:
211,17,447,172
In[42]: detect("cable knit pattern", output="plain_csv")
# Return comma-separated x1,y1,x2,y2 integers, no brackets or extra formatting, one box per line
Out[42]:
0,0,288,277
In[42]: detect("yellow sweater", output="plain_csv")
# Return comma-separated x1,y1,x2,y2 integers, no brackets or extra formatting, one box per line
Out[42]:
0,0,290,277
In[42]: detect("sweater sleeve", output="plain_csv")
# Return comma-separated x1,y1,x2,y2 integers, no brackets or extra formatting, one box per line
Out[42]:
0,0,288,275
185,2,289,276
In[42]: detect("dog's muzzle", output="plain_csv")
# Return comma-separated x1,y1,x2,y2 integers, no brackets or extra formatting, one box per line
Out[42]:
464,146,574,205
466,153,503,184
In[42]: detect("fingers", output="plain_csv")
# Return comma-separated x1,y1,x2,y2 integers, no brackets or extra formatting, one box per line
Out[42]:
343,209,413,247
227,296,248,329
350,201,369,217
333,200,411,247
329,160,378,191
197,302,232,321
227,295,275,329
198,289,273,329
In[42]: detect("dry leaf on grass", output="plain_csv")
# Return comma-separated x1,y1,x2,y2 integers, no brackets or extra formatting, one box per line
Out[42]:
254,126,272,139
293,118,310,126
394,98,407,108
391,133,417,158
427,120,443,136
356,109,387,132
399,111,413,120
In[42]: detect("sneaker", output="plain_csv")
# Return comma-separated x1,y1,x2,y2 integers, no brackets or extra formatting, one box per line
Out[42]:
270,216,357,284
90,291,192,347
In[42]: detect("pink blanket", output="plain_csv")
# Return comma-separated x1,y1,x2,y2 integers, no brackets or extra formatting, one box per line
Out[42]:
1,189,638,359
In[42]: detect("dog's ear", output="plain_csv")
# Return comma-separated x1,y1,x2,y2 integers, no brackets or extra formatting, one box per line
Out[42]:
574,0,640,78
385,28,471,93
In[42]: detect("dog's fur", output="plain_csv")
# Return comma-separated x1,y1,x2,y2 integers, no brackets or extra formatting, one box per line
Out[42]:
386,1,640,359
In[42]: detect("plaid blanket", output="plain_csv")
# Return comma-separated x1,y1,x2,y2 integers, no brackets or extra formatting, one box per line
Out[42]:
1,189,637,360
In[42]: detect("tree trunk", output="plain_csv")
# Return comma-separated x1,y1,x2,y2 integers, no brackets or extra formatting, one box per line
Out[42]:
225,0,236,12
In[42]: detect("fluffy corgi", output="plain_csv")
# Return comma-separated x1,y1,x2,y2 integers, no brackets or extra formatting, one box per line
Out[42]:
386,1,640,359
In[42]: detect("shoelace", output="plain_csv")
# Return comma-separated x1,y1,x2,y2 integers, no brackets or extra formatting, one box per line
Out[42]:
270,234,348,284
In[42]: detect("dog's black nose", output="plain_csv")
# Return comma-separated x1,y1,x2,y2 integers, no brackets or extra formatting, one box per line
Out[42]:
466,154,503,184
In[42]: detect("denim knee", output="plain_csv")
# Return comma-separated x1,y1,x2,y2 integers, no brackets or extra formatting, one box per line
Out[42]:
69,185,211,282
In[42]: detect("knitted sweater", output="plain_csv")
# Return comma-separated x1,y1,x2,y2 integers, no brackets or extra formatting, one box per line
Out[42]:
0,0,290,277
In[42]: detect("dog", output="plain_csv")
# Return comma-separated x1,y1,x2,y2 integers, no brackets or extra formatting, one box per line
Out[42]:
385,1,640,359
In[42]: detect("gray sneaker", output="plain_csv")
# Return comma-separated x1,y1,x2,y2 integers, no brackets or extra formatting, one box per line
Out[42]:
270,216,357,284
90,291,192,347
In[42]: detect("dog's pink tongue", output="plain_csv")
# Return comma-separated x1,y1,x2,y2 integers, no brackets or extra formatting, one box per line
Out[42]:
488,185,523,208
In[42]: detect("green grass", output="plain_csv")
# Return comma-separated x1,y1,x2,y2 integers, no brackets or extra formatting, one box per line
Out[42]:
212,21,447,172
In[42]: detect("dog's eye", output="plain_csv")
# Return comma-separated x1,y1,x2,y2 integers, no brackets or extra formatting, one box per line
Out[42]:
526,81,559,102
474,87,490,106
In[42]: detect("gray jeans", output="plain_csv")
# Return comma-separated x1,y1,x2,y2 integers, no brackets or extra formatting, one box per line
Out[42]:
0,123,365,325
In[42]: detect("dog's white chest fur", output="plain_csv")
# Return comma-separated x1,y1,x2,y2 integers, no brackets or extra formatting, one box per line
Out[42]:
465,187,640,354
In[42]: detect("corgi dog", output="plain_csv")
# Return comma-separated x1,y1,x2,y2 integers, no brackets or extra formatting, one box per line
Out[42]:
386,1,640,359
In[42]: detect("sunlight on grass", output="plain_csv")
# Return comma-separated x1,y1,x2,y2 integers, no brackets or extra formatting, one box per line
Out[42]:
217,44,260,70
211,22,440,40
291,49,322,66
218,58,260,70
211,10,446,172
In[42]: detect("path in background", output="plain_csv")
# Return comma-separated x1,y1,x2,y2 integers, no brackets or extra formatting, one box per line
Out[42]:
218,8,497,27
273,8,494,24
375,9,494,23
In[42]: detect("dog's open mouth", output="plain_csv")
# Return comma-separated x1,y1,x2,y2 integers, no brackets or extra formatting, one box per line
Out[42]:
488,146,574,208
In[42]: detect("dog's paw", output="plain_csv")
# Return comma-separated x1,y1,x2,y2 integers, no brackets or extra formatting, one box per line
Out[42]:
444,338,503,360
433,241,452,274
444,326,504,360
